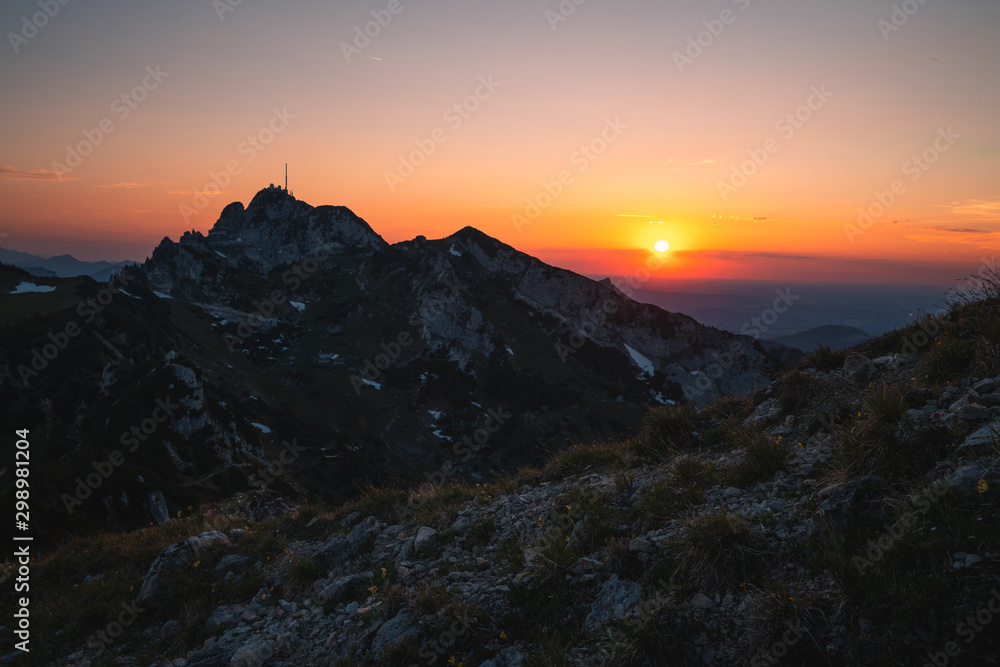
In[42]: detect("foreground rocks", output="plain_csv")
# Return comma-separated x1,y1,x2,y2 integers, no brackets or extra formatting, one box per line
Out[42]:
55,356,1000,666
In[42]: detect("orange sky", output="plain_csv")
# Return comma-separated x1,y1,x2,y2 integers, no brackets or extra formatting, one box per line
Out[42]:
1,0,997,285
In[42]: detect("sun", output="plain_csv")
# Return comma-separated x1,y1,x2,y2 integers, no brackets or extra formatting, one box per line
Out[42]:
654,240,670,253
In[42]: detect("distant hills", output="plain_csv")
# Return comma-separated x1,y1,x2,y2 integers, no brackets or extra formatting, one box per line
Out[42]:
0,247,136,282
773,324,870,352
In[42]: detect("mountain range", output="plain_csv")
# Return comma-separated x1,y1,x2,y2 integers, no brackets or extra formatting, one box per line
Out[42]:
0,186,780,535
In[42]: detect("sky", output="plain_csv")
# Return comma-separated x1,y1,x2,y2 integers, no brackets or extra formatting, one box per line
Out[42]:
1,0,998,286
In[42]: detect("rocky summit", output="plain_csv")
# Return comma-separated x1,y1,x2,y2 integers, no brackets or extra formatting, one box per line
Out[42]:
0,187,780,536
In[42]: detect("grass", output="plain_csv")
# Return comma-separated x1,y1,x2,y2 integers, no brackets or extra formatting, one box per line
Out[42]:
669,510,763,593
724,425,790,487
642,403,697,451
802,343,846,372
778,369,816,413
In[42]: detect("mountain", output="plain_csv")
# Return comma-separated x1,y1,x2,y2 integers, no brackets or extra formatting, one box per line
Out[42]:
0,186,780,537
773,324,869,352
16,289,1000,666
0,247,136,280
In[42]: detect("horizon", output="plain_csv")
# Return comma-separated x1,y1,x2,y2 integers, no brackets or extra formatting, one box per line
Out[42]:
2,1,998,285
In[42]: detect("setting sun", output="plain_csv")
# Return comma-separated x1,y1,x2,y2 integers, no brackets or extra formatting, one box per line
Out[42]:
654,240,671,253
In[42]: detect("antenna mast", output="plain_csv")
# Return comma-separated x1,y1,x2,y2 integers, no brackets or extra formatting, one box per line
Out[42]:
285,163,288,192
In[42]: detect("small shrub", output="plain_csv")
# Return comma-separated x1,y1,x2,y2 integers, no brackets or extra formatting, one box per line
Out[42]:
671,510,763,592
778,370,815,413
642,404,696,451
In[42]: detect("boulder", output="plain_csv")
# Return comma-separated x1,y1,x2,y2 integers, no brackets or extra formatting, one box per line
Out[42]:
312,516,381,569
843,355,875,386
370,610,419,659
215,554,250,580
137,531,231,608
582,575,641,633
414,526,438,551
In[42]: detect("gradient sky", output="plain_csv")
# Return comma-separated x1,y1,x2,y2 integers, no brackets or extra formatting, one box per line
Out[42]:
1,0,998,285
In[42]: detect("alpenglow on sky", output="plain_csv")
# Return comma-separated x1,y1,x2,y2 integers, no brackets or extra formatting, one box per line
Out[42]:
1,0,998,285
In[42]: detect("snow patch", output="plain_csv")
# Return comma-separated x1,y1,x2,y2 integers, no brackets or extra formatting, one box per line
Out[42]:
289,301,306,312
624,343,654,376
152,291,173,300
449,245,462,257
11,282,56,294
251,422,272,434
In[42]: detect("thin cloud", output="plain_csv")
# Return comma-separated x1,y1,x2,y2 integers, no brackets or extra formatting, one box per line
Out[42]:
937,198,1000,219
96,182,157,189
674,249,822,262
924,226,992,234
689,158,715,166
0,166,75,181
615,214,653,218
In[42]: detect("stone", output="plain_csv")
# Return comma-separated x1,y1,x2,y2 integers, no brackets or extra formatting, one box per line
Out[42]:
370,610,419,659
946,464,989,496
690,593,715,609
414,526,438,551
312,516,380,569
317,574,364,604
205,605,236,633
136,531,231,608
974,378,999,393
582,575,641,633
215,554,250,580
231,638,275,666
843,355,875,386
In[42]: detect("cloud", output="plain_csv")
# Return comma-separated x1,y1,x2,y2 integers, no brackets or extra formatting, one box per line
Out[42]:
615,214,653,218
689,158,715,166
0,166,75,181
924,226,992,234
938,198,1000,220
96,182,156,189
673,249,822,262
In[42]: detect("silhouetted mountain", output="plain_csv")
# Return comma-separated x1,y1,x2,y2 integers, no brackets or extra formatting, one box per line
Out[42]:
774,324,869,352
1,247,136,280
0,186,780,534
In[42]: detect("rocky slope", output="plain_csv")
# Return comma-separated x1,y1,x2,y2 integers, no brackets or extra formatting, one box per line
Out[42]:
19,290,1000,665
